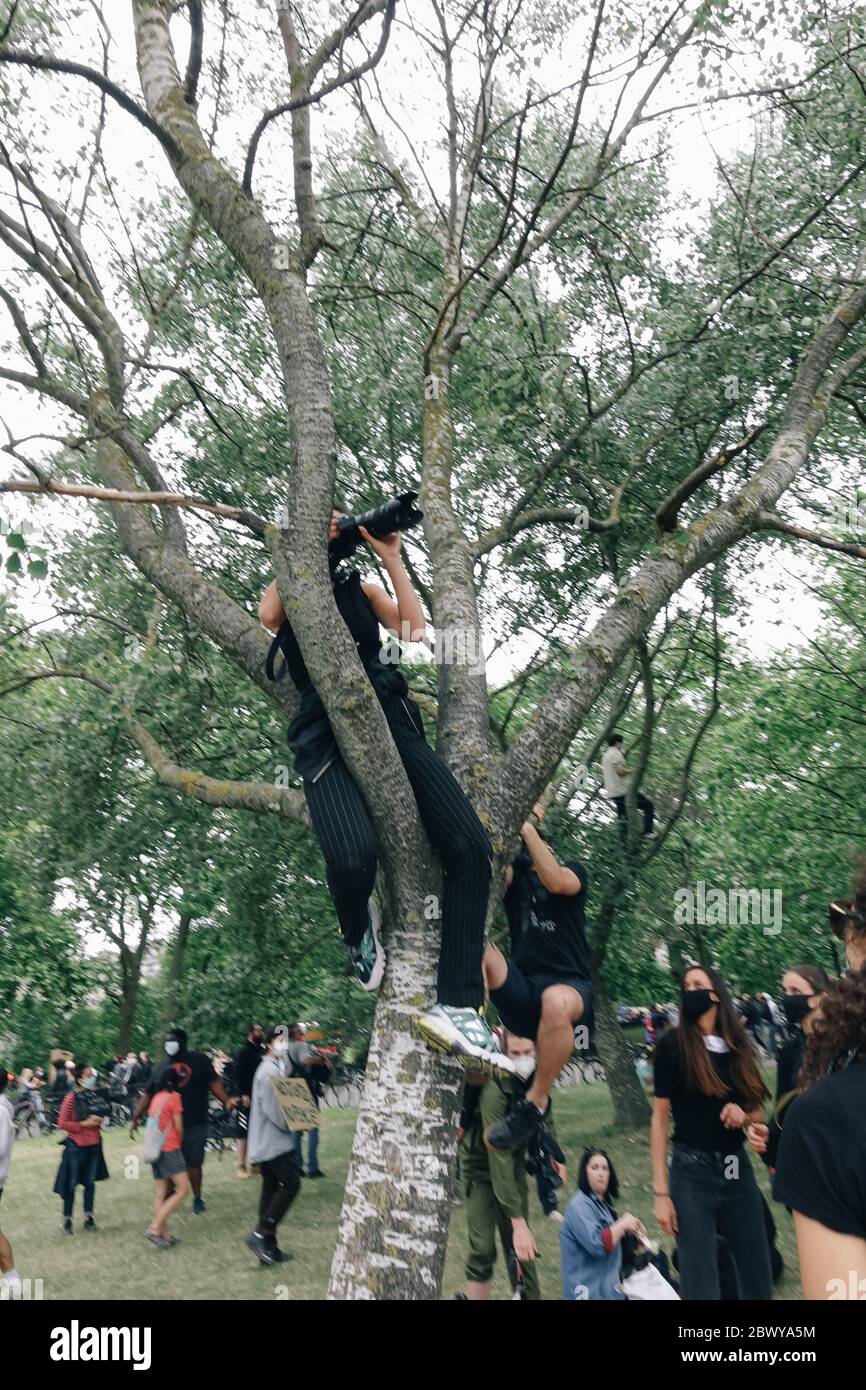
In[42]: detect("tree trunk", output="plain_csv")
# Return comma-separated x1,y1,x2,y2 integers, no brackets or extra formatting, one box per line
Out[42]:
327,885,463,1300
161,909,193,1033
591,973,650,1129
116,945,140,1057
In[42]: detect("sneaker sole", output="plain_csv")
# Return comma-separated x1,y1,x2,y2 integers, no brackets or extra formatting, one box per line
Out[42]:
412,1016,516,1079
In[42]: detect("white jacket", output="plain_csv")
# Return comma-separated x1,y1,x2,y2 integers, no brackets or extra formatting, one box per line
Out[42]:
601,744,630,797
0,1094,13,1188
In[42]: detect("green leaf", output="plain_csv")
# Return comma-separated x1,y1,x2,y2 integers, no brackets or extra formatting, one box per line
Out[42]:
6,532,26,551
5,552,22,573
28,559,49,580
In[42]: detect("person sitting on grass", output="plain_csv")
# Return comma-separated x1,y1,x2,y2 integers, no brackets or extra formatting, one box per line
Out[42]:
145,1069,189,1250
560,1148,647,1300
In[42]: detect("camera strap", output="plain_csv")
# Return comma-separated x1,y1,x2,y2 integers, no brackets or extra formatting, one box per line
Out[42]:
265,621,291,683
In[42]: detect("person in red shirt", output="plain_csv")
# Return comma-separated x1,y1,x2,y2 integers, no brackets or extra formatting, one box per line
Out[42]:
54,1064,108,1235
145,1071,188,1249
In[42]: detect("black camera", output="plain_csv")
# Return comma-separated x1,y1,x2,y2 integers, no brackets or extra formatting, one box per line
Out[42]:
328,490,424,569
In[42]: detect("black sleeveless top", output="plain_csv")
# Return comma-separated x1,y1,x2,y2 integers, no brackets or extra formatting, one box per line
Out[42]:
265,567,414,781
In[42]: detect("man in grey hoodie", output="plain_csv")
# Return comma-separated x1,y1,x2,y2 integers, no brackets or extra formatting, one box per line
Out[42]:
0,1066,21,1289
245,1027,302,1266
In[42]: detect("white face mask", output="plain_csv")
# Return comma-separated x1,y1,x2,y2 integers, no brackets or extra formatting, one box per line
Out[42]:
512,1055,536,1081
165,1041,180,1057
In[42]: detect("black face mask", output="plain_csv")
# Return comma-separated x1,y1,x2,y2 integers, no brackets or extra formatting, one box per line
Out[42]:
681,988,716,1022
782,994,812,1027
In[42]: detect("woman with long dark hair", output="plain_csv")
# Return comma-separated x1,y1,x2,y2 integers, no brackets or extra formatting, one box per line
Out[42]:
747,963,831,1171
651,965,772,1299
772,887,866,1298
260,507,510,1077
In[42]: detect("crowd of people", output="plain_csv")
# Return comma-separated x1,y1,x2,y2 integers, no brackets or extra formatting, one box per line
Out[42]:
0,516,864,1298
0,1020,337,1281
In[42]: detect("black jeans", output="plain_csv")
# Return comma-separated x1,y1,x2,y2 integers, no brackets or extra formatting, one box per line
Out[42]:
303,695,492,1009
613,793,654,835
63,1145,99,1219
257,1150,301,1245
670,1143,773,1300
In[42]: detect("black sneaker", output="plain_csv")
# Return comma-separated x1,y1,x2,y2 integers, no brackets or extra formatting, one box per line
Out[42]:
193,1196,206,1215
306,1170,326,1179
246,1231,277,1266
484,1096,546,1152
347,899,386,991
267,1245,294,1263
83,1214,97,1232
62,1218,74,1236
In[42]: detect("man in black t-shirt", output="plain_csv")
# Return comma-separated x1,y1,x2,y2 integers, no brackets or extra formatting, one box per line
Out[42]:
483,803,593,1153
131,1027,236,1212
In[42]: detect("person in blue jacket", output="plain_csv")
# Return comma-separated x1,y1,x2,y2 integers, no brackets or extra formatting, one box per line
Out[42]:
560,1148,647,1300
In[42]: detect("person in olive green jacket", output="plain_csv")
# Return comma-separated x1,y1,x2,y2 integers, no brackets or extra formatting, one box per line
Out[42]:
459,1033,563,1300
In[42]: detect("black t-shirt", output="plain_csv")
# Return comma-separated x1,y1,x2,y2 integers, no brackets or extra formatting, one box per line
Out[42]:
234,1041,263,1098
507,859,591,981
773,1062,866,1237
149,1051,216,1127
653,1027,748,1152
761,1029,805,1169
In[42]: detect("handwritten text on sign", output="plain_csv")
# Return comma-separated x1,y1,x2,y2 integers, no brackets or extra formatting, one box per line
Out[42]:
271,1076,319,1131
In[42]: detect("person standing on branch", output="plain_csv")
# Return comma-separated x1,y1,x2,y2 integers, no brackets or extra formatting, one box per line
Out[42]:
260,505,512,1078
465,803,592,1151
601,735,656,839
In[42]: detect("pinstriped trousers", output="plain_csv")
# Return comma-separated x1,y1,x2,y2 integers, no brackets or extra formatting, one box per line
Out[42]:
303,695,491,1009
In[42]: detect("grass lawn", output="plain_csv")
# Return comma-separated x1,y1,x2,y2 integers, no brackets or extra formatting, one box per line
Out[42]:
2,1082,802,1301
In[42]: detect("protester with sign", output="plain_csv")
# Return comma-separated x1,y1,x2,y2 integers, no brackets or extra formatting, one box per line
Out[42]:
245,1026,302,1266
287,1024,331,1178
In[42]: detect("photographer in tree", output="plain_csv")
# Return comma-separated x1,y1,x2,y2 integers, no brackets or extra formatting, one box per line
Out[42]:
260,495,510,1078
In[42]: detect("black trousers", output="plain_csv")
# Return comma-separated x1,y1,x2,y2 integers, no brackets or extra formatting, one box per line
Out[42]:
670,1144,773,1300
257,1150,301,1244
613,792,654,835
303,695,491,1009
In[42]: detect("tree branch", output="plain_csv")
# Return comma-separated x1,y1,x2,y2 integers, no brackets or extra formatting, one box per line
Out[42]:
655,423,769,535
753,510,866,562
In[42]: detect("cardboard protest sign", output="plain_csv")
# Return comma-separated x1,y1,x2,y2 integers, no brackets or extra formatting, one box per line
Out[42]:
271,1076,319,1131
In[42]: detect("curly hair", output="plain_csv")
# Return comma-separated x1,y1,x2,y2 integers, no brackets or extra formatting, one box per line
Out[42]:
829,853,866,942
800,963,866,1088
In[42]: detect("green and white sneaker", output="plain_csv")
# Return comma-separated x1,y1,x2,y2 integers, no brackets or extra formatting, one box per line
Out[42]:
414,1005,516,1079
346,899,386,992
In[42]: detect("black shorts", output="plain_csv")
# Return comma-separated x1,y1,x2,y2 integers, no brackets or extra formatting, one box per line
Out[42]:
490,963,593,1043
181,1124,207,1169
237,1103,250,1135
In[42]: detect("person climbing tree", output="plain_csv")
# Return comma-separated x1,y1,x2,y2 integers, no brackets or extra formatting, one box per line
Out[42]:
260,505,513,1078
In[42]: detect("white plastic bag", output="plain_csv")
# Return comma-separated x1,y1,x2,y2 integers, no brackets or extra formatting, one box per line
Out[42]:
621,1263,680,1301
